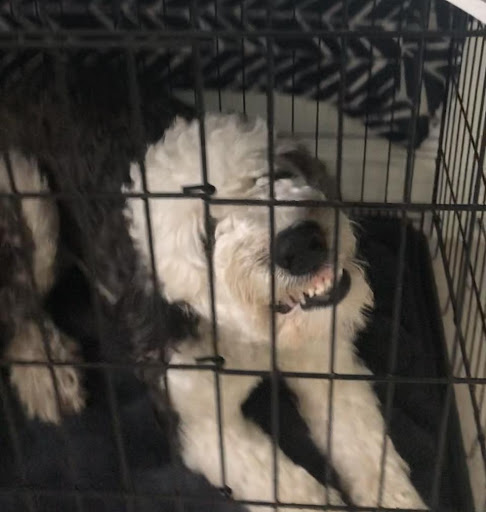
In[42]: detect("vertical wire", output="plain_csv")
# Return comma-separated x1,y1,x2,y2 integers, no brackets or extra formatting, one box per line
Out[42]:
429,382,453,512
162,0,173,95
52,54,132,512
266,1,279,507
315,40,321,159
291,1,296,134
378,1,431,506
240,0,247,114
360,0,378,202
191,0,227,495
125,50,185,512
384,0,406,204
313,0,324,158
214,0,222,112
122,51,170,512
325,0,347,505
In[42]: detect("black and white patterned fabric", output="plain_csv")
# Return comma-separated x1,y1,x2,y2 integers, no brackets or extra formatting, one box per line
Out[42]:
0,0,461,146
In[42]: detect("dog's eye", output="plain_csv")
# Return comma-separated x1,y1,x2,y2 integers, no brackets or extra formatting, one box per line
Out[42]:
272,169,295,181
255,170,294,186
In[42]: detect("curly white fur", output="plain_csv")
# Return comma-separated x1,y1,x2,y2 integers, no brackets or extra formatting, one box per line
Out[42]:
126,114,426,511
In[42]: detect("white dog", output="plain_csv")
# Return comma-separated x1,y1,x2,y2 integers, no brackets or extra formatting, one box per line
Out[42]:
126,113,427,511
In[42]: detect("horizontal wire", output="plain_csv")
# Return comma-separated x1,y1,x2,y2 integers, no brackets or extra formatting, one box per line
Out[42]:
0,189,485,212
0,27,484,44
1,358,485,384
0,485,430,512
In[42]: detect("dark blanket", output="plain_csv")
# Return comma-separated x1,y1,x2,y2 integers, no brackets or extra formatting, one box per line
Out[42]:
0,218,468,511
0,0,461,147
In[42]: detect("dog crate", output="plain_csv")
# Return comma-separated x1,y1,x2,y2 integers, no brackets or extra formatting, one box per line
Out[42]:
0,1,485,511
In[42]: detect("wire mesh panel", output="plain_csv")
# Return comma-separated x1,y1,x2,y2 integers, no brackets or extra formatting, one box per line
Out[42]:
0,1,485,512
431,11,486,510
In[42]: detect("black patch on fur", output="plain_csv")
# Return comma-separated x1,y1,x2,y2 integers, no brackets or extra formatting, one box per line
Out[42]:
0,197,37,344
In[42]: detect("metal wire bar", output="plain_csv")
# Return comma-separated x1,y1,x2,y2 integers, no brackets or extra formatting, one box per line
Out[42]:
325,1,347,503
125,50,172,512
265,1,280,506
2,357,486,384
240,0,247,114
360,0,378,202
290,1,296,134
384,20,404,205
0,485,431,512
191,0,228,493
214,0,222,112
1,189,486,211
1,27,486,43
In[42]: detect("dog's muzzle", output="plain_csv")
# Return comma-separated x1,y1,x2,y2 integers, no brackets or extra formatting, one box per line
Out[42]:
273,221,351,314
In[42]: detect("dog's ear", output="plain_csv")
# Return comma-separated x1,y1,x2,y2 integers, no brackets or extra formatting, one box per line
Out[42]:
277,145,341,201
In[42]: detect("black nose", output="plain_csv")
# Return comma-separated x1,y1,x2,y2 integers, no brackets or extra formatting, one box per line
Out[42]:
275,221,328,276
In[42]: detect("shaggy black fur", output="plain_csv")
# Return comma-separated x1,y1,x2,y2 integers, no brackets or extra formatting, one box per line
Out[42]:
0,55,198,385
0,197,37,343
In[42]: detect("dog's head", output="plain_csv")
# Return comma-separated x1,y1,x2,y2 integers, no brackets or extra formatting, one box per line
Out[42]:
127,114,372,348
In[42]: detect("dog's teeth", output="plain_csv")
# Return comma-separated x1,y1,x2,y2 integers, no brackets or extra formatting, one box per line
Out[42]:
315,283,326,295
307,289,316,298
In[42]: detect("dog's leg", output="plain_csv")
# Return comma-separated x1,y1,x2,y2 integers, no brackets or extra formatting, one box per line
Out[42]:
1,152,86,423
168,358,344,512
286,373,426,509
7,320,86,423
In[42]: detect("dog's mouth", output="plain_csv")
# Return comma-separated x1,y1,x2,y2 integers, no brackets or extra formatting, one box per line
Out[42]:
275,268,351,315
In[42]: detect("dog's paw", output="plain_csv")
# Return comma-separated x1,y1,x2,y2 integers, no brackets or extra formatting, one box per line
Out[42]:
10,361,86,424
379,485,426,510
7,320,86,424
351,470,426,510
277,464,344,510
